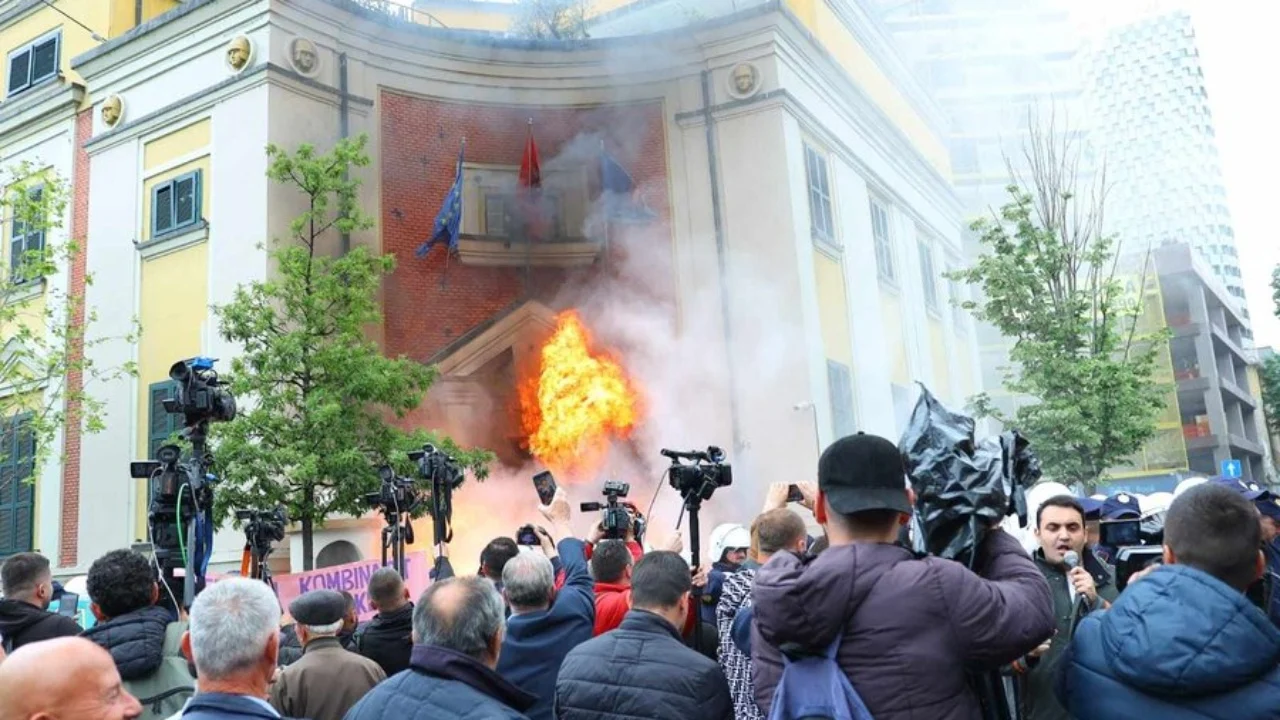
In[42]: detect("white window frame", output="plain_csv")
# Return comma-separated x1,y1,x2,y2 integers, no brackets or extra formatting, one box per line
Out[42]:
803,142,838,249
6,30,60,98
870,198,895,283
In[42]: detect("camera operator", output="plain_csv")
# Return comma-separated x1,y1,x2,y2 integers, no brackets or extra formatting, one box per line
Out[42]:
751,433,1054,720
1057,483,1280,718
80,549,195,720
495,487,595,720
1011,496,1118,720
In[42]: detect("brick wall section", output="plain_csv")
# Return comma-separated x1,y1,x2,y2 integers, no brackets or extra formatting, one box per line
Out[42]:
58,109,92,568
378,92,674,366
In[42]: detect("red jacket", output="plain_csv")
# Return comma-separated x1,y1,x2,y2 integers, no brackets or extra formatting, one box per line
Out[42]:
593,581,632,636
592,580,699,637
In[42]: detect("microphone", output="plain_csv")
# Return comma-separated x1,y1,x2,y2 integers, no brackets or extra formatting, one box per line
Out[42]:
1063,550,1088,639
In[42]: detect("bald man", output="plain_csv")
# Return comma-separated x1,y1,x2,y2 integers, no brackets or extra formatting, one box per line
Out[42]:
0,637,142,720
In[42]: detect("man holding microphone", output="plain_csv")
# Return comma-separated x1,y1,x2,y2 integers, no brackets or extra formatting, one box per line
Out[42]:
1014,495,1119,720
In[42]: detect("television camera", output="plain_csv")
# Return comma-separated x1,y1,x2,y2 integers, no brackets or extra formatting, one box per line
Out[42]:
1100,515,1165,591
580,480,635,541
367,464,423,577
236,507,287,589
128,357,236,612
662,446,732,503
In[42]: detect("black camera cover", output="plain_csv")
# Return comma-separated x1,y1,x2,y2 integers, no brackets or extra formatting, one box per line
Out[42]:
899,385,1041,565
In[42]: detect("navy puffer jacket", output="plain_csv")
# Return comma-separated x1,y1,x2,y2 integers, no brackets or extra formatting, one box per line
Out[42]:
555,610,733,720
1057,564,1280,719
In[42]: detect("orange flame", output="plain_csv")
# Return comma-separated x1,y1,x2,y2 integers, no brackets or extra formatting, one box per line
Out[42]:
520,311,642,478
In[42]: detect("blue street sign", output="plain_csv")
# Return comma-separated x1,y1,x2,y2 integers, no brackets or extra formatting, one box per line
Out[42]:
1222,459,1242,479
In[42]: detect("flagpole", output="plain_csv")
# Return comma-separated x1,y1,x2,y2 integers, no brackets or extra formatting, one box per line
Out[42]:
440,136,465,290
524,118,534,296
600,139,610,276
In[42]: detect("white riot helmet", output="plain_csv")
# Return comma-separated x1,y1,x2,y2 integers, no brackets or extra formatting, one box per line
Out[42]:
709,523,751,564
1174,476,1208,498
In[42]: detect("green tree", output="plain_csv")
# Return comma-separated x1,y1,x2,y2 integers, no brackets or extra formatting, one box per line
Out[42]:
1262,268,1280,440
211,135,491,570
0,163,137,469
513,0,589,39
949,126,1169,489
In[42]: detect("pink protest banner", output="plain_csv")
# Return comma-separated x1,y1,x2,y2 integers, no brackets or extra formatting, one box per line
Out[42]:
273,552,431,621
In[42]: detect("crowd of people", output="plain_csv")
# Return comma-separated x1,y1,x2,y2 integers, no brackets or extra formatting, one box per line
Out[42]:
2,430,1280,720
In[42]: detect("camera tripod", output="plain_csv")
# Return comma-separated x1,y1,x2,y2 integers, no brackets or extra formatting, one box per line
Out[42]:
242,536,277,593
379,508,414,579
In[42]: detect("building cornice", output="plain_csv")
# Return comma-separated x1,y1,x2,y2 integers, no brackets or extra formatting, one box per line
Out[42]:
674,84,961,244
0,0,45,28
72,0,268,80
0,80,83,151
84,64,267,154
832,0,951,137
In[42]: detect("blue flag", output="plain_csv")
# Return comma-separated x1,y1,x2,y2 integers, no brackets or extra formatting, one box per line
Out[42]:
417,143,464,258
600,150,656,223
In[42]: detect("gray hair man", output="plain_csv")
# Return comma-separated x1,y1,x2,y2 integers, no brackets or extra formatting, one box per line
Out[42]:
270,589,384,720
492,488,595,720
345,576,536,720
179,578,283,719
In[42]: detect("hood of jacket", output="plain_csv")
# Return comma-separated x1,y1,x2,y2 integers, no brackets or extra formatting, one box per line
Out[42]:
411,644,537,712
0,598,50,637
753,542,910,651
1095,564,1280,696
82,605,173,680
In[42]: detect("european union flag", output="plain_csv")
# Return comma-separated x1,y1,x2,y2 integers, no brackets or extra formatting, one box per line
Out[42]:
417,143,464,258
600,150,655,223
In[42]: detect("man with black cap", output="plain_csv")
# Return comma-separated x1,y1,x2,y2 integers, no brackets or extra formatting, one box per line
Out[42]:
751,432,1054,720
269,589,385,720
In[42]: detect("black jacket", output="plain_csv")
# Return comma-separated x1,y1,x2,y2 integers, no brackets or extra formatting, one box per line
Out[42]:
355,603,414,677
0,598,81,651
346,644,536,720
555,610,733,720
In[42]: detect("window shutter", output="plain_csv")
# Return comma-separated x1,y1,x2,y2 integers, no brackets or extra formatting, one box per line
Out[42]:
29,36,57,84
148,382,178,460
174,173,197,227
26,186,44,256
827,361,855,439
0,416,34,558
154,183,174,236
7,49,30,95
8,232,22,284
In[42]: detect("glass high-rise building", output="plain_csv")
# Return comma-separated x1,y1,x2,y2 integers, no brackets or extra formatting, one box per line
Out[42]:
1083,9,1250,333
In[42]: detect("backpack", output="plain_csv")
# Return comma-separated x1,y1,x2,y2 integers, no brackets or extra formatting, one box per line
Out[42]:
125,621,196,720
765,638,874,720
